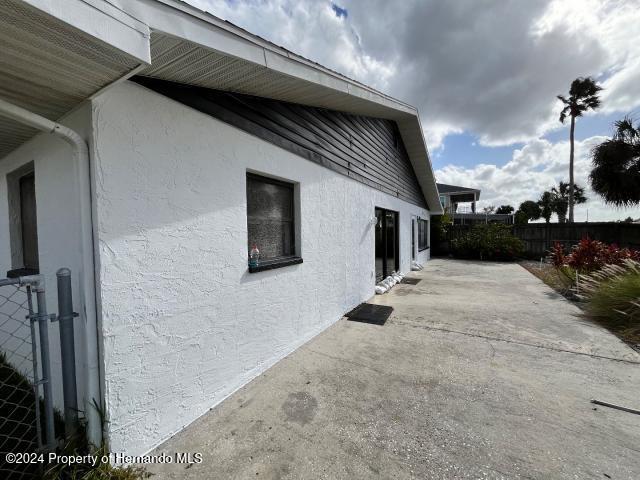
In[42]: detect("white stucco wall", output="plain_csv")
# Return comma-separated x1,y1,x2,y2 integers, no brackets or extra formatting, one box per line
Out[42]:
92,81,431,456
0,105,90,411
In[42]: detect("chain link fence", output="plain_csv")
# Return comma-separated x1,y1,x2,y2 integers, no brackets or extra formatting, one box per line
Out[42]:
0,275,55,479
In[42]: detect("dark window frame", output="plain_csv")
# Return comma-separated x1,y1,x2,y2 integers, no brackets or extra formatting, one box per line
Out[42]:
6,163,39,277
411,218,416,260
246,172,301,273
418,217,429,252
375,207,400,282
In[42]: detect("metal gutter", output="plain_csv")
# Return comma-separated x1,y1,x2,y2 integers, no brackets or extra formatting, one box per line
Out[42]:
0,97,102,447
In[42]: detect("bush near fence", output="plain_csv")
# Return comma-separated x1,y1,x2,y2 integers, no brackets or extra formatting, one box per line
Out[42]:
451,224,524,261
433,220,640,258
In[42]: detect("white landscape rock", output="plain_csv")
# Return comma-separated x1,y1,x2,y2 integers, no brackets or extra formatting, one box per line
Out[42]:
375,285,387,295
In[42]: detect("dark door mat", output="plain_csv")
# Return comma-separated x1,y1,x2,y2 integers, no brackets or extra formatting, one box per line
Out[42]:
345,303,393,326
400,278,421,285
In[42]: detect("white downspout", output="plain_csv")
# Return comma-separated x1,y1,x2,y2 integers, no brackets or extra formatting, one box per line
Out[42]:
0,98,102,447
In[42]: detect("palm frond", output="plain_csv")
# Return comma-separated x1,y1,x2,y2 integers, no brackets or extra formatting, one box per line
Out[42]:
559,77,603,123
590,120,640,206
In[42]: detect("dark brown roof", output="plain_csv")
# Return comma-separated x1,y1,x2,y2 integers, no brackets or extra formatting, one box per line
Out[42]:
436,183,481,195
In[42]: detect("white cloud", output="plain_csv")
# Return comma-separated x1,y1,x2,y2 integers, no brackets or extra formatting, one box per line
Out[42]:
435,135,640,222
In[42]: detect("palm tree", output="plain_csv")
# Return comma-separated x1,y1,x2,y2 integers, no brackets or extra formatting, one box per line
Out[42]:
538,191,554,223
495,205,514,214
558,77,602,222
590,117,640,206
551,181,587,223
517,200,541,222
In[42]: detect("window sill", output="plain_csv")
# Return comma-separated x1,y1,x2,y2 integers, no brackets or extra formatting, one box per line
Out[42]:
418,247,430,252
248,256,303,273
6,267,39,278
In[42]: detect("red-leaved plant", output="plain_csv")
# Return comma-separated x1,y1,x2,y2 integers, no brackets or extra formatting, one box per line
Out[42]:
552,237,640,273
550,241,566,267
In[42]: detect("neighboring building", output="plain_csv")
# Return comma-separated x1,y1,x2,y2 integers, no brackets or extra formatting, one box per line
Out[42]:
436,183,513,225
0,0,441,456
437,183,481,215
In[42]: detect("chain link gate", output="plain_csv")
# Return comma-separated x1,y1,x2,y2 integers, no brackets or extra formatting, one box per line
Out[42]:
0,274,57,478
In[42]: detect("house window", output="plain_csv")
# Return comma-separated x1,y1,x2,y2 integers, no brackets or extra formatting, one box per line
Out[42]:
418,218,429,251
6,164,39,276
246,173,302,272
439,195,446,208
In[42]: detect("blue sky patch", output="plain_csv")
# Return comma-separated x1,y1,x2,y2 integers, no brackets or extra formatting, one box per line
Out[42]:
432,132,522,170
432,110,631,172
543,111,628,144
331,3,348,18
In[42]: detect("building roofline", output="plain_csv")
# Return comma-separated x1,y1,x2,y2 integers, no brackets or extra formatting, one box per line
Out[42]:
2,0,443,213
113,0,442,212
149,0,417,114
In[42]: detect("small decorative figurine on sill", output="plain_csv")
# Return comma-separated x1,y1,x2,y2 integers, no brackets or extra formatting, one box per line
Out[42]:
249,245,260,268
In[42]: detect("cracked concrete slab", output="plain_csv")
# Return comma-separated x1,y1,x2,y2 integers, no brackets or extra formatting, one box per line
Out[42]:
144,259,640,479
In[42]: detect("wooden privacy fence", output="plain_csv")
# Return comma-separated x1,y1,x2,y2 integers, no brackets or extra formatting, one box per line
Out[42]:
432,224,471,255
432,222,640,257
512,222,640,257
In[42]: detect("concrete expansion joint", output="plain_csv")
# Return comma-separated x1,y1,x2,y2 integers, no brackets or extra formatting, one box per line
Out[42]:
391,321,640,365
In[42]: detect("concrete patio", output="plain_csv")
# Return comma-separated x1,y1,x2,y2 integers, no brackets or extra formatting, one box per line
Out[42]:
145,259,640,479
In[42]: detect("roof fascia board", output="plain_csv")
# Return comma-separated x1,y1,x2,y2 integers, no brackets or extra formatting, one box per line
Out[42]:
119,0,415,115
443,190,481,195
397,114,443,214
23,0,151,63
119,0,267,65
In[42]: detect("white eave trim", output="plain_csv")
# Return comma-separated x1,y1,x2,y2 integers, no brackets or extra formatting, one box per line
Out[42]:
118,0,416,116
23,0,151,63
442,190,481,196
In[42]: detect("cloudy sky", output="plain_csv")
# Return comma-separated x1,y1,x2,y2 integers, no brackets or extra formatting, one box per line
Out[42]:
186,0,640,221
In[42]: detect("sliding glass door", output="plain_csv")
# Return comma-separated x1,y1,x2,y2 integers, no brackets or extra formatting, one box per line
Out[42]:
375,207,399,282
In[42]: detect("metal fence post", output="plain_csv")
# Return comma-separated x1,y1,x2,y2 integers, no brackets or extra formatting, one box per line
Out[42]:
56,268,78,439
34,282,56,449
25,284,43,450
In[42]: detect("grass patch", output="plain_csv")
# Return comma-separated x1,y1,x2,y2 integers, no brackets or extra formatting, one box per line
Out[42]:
519,261,576,299
580,262,640,346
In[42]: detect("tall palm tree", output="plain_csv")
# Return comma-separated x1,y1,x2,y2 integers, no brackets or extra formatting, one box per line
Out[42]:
590,117,640,206
551,181,587,223
558,77,602,222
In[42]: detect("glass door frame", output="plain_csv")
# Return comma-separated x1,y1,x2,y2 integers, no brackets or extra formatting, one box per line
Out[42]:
375,207,400,282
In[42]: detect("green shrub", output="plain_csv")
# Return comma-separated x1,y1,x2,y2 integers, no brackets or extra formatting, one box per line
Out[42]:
431,214,452,240
451,223,524,261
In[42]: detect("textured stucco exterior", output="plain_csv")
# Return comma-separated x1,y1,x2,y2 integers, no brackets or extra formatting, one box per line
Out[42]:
92,82,431,455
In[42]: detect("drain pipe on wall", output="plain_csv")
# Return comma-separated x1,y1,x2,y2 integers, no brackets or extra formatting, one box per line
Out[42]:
0,98,102,447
